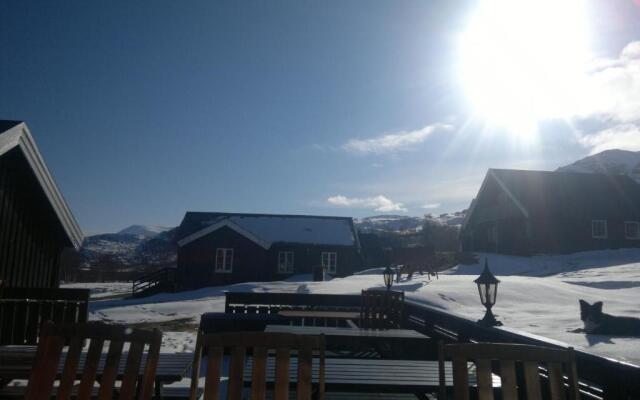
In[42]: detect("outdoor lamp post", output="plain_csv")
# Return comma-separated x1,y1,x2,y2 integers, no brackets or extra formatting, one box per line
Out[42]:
474,258,502,326
383,266,394,290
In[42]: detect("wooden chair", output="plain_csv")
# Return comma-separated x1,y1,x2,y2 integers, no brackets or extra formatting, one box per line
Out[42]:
189,331,325,400
24,321,162,400
438,342,580,400
360,290,404,329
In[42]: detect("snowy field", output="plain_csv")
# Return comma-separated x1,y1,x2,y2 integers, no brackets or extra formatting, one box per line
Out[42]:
87,249,640,365
62,281,133,299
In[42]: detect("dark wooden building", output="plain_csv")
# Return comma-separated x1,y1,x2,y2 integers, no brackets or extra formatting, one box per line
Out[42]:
0,121,83,288
176,212,362,289
460,168,640,255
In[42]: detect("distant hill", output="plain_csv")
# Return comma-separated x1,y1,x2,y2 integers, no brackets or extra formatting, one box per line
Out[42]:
557,149,640,182
354,212,465,234
117,224,172,238
79,225,177,270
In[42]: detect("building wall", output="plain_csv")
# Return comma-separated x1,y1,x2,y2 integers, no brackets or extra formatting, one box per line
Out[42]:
177,226,269,289
0,149,69,288
464,214,640,255
267,243,362,279
530,217,640,254
177,226,363,289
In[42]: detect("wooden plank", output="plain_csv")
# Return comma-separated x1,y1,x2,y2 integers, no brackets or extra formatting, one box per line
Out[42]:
204,346,223,400
119,341,144,399
57,336,84,400
227,346,246,400
523,361,542,400
97,340,124,400
24,335,64,400
76,338,104,399
547,362,564,400
452,357,469,400
297,344,313,400
274,348,290,400
499,360,517,400
475,359,493,400
251,346,268,399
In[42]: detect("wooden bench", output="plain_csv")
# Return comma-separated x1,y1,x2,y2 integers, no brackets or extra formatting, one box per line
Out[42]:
238,358,499,399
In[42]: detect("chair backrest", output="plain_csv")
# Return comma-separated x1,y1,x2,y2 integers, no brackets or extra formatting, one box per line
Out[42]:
438,342,580,400
360,289,404,329
25,321,162,400
189,331,325,400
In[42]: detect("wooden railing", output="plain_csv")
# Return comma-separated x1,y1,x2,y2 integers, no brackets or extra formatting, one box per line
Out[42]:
0,287,90,345
402,298,640,400
224,292,361,314
131,267,176,298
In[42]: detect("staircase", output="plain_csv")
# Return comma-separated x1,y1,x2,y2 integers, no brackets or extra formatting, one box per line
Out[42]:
131,267,177,298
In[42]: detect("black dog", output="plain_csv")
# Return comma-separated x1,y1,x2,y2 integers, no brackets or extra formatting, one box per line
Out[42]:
579,299,640,336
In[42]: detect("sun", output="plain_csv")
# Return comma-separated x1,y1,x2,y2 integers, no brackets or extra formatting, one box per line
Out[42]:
458,0,591,136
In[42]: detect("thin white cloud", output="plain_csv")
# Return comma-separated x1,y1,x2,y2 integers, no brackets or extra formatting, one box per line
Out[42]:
327,194,406,212
579,124,640,155
342,123,452,154
573,41,640,153
422,203,441,209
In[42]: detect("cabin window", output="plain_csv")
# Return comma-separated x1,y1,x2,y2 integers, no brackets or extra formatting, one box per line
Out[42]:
591,220,608,239
215,248,233,273
625,221,640,239
322,252,337,274
278,251,294,273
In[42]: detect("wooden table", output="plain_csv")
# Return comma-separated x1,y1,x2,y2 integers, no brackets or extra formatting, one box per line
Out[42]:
277,310,360,326
241,357,501,399
0,345,192,399
265,325,434,359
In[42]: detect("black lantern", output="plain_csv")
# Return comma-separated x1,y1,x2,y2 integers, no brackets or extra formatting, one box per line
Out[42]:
474,258,502,326
383,266,394,290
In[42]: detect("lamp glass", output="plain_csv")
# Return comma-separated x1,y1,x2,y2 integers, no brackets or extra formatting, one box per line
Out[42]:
478,282,498,306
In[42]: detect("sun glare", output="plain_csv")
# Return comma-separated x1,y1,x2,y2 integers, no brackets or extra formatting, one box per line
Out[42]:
458,0,591,136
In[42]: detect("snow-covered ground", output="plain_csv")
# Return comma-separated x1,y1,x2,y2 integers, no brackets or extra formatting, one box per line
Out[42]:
63,281,133,299
87,249,640,365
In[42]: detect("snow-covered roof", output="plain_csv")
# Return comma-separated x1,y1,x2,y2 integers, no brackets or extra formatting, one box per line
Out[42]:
0,121,83,249
177,212,359,249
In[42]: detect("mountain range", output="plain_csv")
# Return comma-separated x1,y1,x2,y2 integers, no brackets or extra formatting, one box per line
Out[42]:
557,149,640,182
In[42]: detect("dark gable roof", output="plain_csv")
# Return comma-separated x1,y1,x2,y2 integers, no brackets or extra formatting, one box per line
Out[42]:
177,212,360,248
0,121,83,248
491,168,640,219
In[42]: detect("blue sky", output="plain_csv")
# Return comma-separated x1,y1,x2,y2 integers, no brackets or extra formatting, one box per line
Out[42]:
1,1,640,234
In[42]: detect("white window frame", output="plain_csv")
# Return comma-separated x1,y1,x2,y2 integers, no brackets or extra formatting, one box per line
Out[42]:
625,221,640,240
321,252,337,274
215,248,233,273
278,251,294,273
591,220,608,239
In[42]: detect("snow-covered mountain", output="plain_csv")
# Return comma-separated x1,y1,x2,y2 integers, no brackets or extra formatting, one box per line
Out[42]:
80,225,177,269
117,224,171,238
557,149,640,182
354,212,465,234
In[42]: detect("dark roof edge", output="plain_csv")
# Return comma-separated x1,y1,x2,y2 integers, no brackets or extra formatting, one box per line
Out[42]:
0,122,83,249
